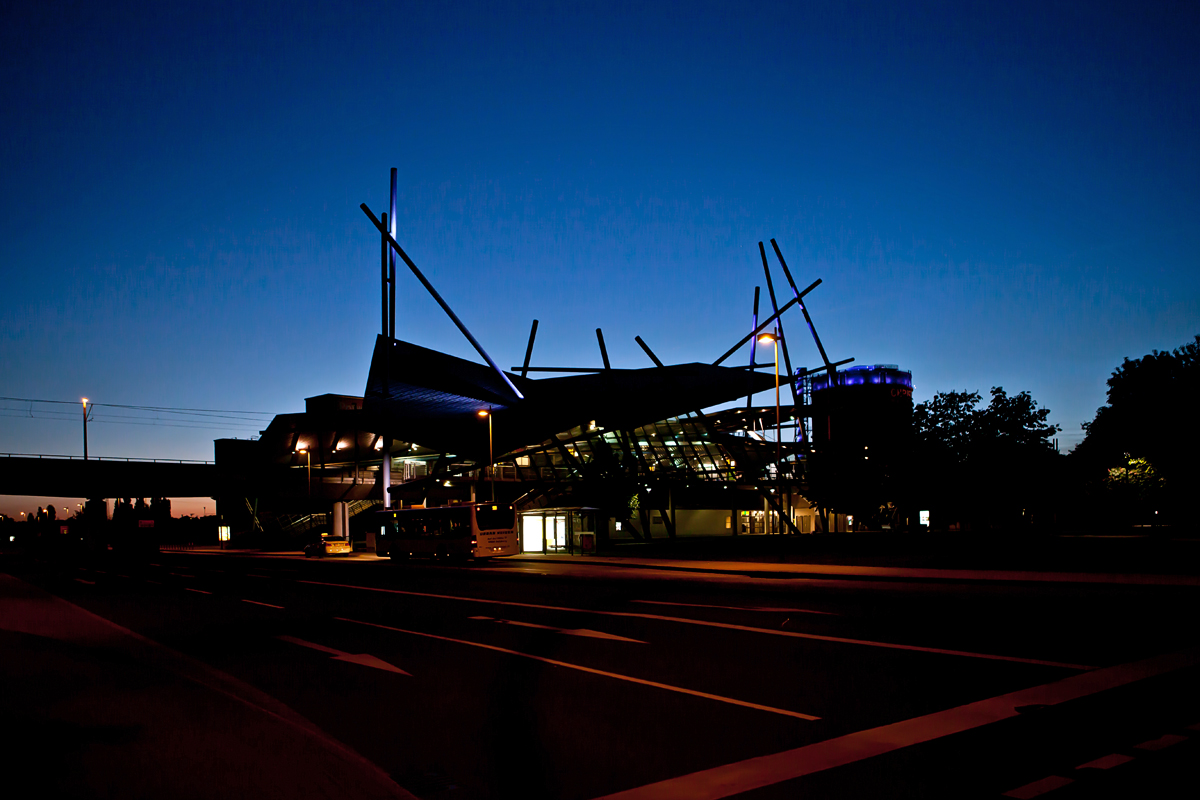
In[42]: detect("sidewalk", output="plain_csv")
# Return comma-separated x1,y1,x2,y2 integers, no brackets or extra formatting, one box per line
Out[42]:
505,553,1200,587
0,572,415,800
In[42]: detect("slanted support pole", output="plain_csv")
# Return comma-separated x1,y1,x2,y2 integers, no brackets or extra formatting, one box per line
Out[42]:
521,320,539,378
634,336,664,367
747,286,760,410
361,203,524,402
380,212,391,508
389,169,398,340
596,328,611,370
770,239,834,379
760,242,798,408
713,284,817,366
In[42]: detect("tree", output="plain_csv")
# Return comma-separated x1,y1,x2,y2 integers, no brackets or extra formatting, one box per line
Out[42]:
915,387,1059,464
912,390,981,464
1075,335,1200,524
913,386,1061,530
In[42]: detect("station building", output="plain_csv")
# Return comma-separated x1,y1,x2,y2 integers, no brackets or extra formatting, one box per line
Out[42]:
212,338,913,550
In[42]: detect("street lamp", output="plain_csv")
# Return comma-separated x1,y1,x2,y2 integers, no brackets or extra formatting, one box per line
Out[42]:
477,409,494,502
297,448,311,500
757,331,781,468
81,398,89,460
758,331,782,535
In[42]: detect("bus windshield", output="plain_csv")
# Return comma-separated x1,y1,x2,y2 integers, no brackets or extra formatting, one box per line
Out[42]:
475,504,515,531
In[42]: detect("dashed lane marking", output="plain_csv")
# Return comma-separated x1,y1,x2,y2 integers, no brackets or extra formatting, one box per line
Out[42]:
470,615,646,643
114,574,130,579
169,573,196,578
631,599,838,615
1077,753,1133,770
242,599,285,609
1134,733,1187,751
337,616,818,721
276,635,409,674
74,578,95,585
145,579,162,585
299,580,1092,669
589,647,1200,800
1002,775,1074,798
185,587,212,595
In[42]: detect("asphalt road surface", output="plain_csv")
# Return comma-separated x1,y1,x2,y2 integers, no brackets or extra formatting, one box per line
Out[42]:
5,550,1200,799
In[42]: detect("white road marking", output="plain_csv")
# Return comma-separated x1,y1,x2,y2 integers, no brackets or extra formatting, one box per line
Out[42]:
185,587,211,595
114,574,130,578
631,599,837,615
470,615,645,643
93,570,106,574
1077,753,1133,770
337,616,817,720
299,580,1091,669
1002,775,1074,798
74,578,95,585
590,647,1200,800
146,579,162,585
148,563,161,567
276,635,409,674
1134,733,1187,751
170,572,196,578
242,599,285,609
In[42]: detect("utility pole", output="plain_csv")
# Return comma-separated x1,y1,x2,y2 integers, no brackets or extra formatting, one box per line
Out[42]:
478,409,494,502
82,398,89,460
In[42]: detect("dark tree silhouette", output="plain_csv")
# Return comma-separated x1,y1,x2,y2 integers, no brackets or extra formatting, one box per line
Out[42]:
913,387,1060,531
1074,335,1200,524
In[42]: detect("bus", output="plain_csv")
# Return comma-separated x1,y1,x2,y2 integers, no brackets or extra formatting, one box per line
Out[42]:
376,502,519,560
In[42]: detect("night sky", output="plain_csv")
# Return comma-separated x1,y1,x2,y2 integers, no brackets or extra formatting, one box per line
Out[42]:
2,1,1198,515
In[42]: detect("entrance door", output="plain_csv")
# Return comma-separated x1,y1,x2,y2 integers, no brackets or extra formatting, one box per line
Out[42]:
548,515,567,552
521,515,544,553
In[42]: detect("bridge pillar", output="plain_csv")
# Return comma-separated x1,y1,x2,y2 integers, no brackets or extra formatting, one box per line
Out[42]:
332,501,349,541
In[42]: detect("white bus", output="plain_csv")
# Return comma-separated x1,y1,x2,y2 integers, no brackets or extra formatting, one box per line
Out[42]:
377,503,519,560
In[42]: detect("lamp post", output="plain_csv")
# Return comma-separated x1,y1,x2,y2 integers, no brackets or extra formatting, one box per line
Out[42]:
758,331,782,534
477,409,494,502
298,448,311,500
757,331,781,467
81,398,89,460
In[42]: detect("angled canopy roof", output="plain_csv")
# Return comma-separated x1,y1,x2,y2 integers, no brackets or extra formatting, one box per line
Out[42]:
363,336,776,459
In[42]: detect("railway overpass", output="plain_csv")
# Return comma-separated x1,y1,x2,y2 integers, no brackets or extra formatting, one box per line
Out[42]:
0,454,217,499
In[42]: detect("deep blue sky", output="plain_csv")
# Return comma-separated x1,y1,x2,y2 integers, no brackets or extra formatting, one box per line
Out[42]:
2,0,1198,484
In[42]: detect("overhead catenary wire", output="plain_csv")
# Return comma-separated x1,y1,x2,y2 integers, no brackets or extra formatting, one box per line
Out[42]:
0,397,277,416
0,397,276,433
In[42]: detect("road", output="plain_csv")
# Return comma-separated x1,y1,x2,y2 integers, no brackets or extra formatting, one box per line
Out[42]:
4,550,1200,799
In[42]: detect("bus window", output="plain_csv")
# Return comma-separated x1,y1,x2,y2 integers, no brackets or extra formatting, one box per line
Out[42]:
396,512,429,538
446,507,471,539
